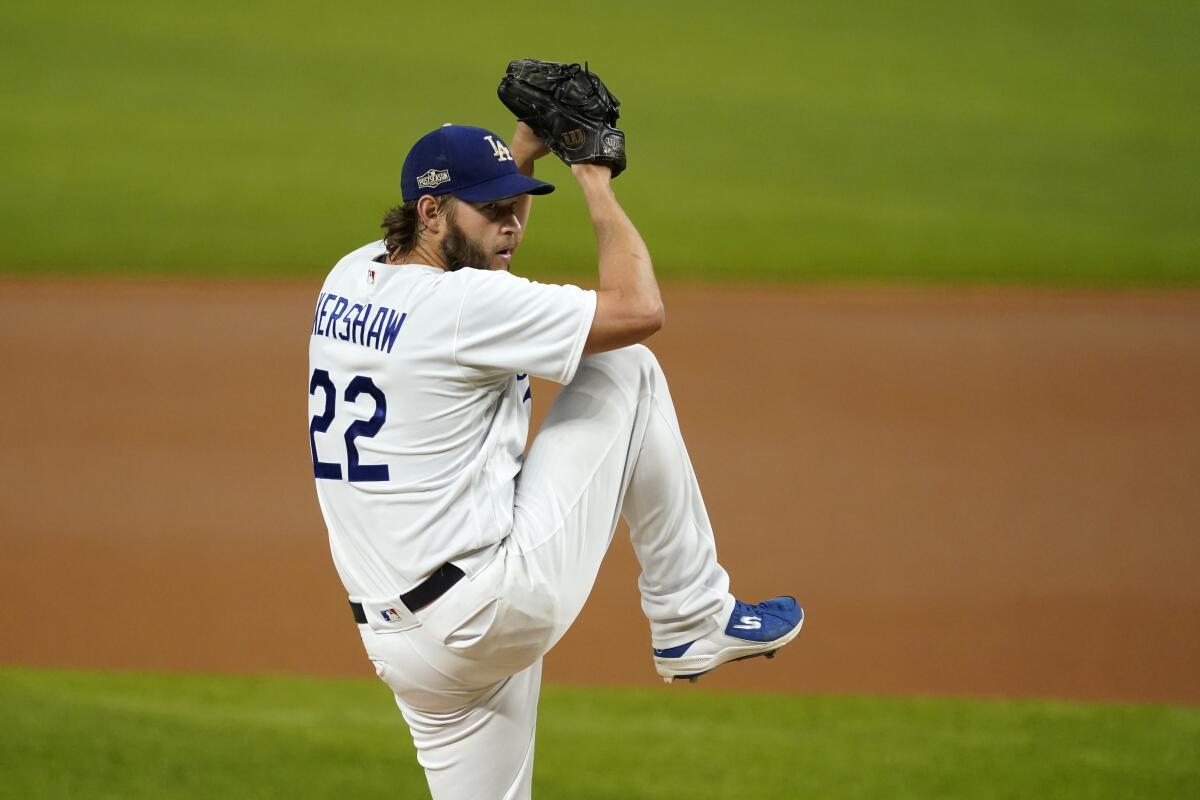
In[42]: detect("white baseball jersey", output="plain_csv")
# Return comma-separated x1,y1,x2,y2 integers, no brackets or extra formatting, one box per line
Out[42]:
308,240,597,600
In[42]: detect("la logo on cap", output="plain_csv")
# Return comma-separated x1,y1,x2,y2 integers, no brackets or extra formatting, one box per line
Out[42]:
484,135,514,163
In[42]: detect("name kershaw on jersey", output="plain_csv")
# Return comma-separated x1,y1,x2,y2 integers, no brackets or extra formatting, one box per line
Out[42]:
311,291,407,353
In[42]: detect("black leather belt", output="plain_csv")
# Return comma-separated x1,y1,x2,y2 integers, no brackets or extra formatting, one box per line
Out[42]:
350,562,466,624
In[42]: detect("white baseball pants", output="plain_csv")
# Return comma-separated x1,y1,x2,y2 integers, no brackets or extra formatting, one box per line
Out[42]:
358,344,733,799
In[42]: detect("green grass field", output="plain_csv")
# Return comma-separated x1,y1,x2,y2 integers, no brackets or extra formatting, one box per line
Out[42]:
2,667,1197,799
2,1,1198,285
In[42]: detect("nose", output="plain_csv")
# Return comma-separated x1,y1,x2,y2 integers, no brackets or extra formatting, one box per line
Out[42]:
501,209,521,235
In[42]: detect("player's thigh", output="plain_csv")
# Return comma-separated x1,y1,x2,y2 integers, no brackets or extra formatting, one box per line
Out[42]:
513,345,658,548
510,345,660,634
401,660,543,800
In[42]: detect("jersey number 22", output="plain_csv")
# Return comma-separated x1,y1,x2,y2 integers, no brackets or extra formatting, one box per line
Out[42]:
309,368,389,482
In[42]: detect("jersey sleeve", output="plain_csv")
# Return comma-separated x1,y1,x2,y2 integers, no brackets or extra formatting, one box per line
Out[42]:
452,271,597,384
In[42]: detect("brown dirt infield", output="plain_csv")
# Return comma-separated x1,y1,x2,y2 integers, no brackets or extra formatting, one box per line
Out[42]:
1,278,1198,704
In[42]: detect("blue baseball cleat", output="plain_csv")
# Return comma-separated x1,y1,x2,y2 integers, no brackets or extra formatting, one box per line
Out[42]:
653,596,804,684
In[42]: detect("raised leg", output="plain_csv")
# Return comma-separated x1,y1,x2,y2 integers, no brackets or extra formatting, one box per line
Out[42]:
509,344,732,651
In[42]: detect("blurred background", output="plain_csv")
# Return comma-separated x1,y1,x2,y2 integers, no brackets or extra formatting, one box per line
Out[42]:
2,1,1198,797
3,0,1197,284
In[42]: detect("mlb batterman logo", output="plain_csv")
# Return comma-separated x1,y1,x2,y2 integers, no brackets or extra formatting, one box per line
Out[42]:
416,168,450,189
380,607,403,622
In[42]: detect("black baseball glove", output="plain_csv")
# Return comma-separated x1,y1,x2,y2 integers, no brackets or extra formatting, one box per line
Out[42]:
498,59,626,178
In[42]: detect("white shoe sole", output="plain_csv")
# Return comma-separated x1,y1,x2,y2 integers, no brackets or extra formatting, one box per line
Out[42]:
654,613,804,683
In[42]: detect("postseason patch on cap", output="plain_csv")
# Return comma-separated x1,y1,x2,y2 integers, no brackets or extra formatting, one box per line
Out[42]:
416,168,450,189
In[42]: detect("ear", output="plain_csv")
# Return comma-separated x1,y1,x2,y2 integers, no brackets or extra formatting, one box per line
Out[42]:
416,195,446,234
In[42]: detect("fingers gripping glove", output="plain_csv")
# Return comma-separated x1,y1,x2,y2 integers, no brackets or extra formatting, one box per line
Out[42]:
498,59,627,178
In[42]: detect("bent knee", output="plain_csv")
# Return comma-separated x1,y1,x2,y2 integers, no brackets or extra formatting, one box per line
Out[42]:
574,344,666,398
592,343,660,373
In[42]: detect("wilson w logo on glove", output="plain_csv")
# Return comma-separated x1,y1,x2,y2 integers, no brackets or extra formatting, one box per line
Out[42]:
497,59,627,177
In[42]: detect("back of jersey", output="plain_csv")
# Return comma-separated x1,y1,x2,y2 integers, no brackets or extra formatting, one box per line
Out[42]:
307,242,595,601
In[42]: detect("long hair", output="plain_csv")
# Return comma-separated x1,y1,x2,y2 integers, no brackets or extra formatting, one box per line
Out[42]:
380,196,457,259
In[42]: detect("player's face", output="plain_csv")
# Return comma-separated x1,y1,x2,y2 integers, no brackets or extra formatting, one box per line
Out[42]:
442,198,523,271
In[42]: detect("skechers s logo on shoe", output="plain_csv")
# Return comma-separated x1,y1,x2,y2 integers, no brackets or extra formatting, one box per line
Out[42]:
732,616,762,630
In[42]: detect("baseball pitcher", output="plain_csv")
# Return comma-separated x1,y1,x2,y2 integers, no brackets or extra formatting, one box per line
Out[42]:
307,60,803,799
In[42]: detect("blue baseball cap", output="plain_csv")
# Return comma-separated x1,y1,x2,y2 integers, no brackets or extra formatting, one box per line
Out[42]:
400,124,555,202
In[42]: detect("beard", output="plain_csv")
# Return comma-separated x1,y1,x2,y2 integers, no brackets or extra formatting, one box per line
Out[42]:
440,215,493,271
